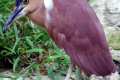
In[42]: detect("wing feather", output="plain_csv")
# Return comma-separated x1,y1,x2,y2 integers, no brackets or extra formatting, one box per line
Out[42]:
46,0,115,76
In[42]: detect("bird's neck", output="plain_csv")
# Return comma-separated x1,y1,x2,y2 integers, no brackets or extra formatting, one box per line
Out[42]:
27,1,47,29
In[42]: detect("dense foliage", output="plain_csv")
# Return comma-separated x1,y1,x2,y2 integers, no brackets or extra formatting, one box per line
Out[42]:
0,0,71,80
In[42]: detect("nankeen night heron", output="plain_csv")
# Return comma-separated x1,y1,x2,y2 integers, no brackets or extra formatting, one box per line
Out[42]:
3,0,116,79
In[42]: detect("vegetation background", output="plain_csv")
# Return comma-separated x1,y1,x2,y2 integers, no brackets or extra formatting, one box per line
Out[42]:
0,0,90,80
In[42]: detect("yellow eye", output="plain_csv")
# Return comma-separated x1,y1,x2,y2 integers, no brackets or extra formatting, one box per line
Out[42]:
23,0,29,4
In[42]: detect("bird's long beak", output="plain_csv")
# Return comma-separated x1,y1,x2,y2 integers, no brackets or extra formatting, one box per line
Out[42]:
3,7,24,31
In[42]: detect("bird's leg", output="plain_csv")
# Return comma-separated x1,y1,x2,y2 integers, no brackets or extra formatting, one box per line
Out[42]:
65,61,74,80
78,68,82,80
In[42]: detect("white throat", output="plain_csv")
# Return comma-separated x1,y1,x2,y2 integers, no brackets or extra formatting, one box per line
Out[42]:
44,0,53,11
44,0,53,22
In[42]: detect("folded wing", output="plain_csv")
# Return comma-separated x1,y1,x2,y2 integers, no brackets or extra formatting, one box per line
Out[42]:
46,0,115,76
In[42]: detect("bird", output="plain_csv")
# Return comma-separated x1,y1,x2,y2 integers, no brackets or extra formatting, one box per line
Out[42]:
3,0,116,79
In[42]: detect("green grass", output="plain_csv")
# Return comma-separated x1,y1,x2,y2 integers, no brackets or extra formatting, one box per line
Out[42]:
0,0,71,79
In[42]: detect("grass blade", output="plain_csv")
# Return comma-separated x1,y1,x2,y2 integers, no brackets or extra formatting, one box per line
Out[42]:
0,25,4,38
0,74,14,79
24,48,43,56
14,62,35,79
26,37,34,48
55,72,61,80
11,38,20,54
45,64,55,80
13,56,20,72
1,36,14,46
13,24,18,40
35,65,41,80
44,55,61,63
75,66,78,80
82,71,86,79
23,71,30,80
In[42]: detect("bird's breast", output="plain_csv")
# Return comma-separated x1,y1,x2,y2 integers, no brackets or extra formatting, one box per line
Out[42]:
27,0,55,29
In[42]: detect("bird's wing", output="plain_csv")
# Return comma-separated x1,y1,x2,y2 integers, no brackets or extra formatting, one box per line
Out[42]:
46,0,115,76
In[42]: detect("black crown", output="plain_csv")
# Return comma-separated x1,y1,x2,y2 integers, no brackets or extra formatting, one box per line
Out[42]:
15,0,23,7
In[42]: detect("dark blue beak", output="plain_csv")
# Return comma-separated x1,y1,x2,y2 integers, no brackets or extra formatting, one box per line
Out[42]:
3,7,24,31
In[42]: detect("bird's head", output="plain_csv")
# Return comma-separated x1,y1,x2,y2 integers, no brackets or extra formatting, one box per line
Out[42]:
3,0,43,30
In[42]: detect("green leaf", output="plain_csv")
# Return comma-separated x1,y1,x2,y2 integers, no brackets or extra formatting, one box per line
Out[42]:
0,74,14,79
81,71,86,79
36,65,41,80
15,62,35,79
55,72,61,80
1,36,14,46
45,64,55,80
26,37,34,48
4,46,13,52
48,62,58,74
44,55,62,63
75,66,79,80
13,24,18,40
13,56,20,72
24,48,43,56
33,34,42,42
23,71,30,80
11,38,20,54
0,51,4,55
0,25,4,38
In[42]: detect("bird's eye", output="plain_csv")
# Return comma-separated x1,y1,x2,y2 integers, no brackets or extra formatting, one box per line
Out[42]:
23,0,29,4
